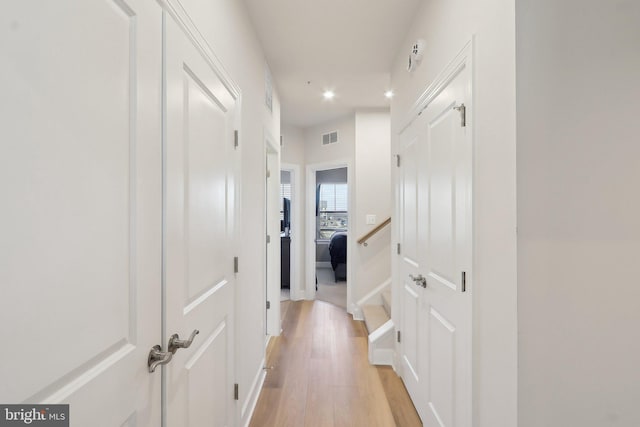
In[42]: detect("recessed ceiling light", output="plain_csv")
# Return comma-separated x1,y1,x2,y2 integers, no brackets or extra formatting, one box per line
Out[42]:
384,90,394,99
323,90,335,100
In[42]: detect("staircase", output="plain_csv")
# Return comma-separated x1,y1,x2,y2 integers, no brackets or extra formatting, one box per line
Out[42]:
361,289,395,366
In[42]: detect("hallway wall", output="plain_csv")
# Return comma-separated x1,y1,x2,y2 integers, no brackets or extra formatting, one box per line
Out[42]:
282,125,305,165
282,115,392,310
353,110,392,302
303,117,355,301
516,1,640,425
304,116,356,165
174,0,281,424
389,0,518,426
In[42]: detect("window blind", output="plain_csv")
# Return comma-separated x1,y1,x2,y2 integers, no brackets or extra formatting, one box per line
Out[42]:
319,183,348,211
280,183,291,220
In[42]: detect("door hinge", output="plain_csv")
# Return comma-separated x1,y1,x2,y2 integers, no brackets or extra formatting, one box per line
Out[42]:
461,271,466,292
397,243,401,255
234,383,239,400
397,330,401,343
266,300,271,310
234,256,239,273
234,130,239,149
396,155,401,167
266,169,271,178
453,103,466,127
266,235,271,244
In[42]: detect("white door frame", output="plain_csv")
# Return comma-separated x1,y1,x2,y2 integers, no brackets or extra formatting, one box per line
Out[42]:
264,131,281,337
305,160,354,313
281,163,302,301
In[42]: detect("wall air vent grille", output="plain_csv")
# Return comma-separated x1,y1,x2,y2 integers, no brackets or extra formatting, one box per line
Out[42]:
322,131,339,145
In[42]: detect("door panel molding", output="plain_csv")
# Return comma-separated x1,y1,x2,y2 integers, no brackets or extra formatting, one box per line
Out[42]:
428,306,456,427
183,279,229,315
400,40,473,134
158,0,240,100
184,318,227,370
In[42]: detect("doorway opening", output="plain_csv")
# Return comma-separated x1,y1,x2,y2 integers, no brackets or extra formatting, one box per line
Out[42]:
280,169,292,303
308,165,350,309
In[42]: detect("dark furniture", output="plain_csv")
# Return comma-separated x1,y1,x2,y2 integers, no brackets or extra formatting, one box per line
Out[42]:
328,232,347,282
281,236,290,288
281,198,290,232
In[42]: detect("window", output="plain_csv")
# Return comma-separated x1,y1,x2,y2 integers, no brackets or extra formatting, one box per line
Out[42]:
319,183,348,212
280,182,292,202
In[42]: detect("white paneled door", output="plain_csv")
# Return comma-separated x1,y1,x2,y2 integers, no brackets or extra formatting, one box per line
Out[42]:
164,14,238,427
2,3,239,426
398,60,472,427
0,0,163,426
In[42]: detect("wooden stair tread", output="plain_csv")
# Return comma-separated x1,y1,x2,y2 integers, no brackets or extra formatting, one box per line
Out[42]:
362,304,390,334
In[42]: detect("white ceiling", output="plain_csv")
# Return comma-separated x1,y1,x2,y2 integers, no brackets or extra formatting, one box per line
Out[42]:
243,0,422,128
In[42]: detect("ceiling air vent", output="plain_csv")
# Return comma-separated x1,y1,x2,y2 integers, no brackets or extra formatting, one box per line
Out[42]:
322,131,338,145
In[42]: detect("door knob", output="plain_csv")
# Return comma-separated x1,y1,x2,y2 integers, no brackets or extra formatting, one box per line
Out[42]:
148,345,172,373
168,329,199,354
409,274,427,288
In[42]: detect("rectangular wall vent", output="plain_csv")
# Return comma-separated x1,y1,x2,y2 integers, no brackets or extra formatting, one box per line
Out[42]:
322,131,339,145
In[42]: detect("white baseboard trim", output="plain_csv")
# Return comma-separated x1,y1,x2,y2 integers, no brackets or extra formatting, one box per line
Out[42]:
350,303,364,321
305,288,316,300
290,286,304,301
241,359,267,427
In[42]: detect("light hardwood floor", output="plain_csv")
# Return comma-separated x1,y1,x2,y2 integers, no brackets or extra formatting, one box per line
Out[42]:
250,300,422,427
315,267,347,309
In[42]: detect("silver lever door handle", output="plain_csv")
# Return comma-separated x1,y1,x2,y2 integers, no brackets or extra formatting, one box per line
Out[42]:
148,345,172,373
168,329,199,354
409,274,427,288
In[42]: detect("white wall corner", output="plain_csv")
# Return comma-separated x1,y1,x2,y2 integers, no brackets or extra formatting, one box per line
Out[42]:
350,303,363,320
290,291,305,302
